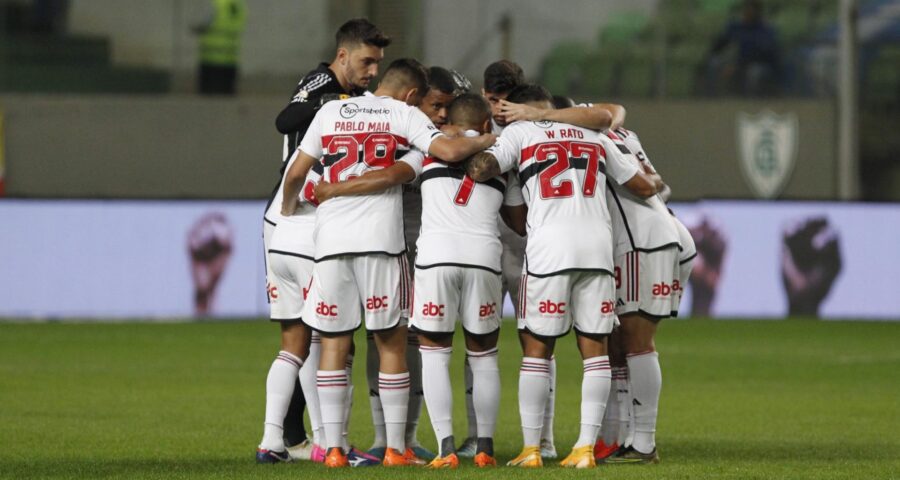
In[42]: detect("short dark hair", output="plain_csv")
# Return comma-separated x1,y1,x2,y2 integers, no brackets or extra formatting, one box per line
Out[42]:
381,58,429,94
483,60,524,94
506,83,553,104
551,95,575,109
336,18,391,49
447,93,491,128
428,66,457,95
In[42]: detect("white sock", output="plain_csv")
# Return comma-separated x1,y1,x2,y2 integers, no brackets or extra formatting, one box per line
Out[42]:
342,354,354,451
420,346,454,444
300,340,323,446
405,332,423,446
379,371,410,452
617,366,633,447
317,369,348,450
260,351,303,451
628,351,661,454
575,356,611,448
519,357,551,447
541,355,557,445
600,366,623,446
467,348,500,439
464,356,477,439
366,333,386,448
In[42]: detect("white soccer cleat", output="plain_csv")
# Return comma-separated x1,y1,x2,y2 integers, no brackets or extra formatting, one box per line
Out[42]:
286,438,314,461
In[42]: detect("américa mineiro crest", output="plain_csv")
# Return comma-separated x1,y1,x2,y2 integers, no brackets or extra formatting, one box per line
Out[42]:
736,110,798,199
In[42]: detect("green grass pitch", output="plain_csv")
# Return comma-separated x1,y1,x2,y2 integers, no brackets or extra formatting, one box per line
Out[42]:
1,319,898,479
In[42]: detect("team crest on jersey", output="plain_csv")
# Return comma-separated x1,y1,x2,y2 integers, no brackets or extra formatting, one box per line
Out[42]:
736,110,798,199
534,120,553,128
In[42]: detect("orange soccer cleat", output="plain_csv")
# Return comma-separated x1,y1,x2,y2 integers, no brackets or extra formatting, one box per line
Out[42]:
426,453,459,469
382,447,411,467
473,452,497,467
324,447,349,468
403,447,427,466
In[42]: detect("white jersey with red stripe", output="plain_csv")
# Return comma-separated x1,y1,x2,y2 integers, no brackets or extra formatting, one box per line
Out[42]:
269,148,322,257
415,155,524,273
487,120,640,276
299,95,437,260
603,128,680,256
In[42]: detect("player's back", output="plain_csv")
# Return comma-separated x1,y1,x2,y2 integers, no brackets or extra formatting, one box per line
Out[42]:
416,156,517,273
490,120,637,276
300,95,436,260
604,128,680,255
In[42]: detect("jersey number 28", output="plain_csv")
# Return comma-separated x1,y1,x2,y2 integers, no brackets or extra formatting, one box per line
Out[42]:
326,134,398,183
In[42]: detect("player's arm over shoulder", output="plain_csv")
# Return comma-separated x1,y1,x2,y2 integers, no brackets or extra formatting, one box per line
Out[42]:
275,72,337,134
465,151,502,182
315,163,416,202
499,100,625,130
314,149,423,202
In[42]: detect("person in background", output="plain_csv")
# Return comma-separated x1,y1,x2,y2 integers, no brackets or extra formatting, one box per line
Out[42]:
706,0,781,96
194,0,247,95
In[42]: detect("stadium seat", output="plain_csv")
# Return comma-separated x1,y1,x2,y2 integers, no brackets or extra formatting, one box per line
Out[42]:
665,42,706,97
617,46,655,98
866,46,900,106
540,42,590,97
772,5,812,48
598,11,651,49
580,51,620,98
698,0,739,14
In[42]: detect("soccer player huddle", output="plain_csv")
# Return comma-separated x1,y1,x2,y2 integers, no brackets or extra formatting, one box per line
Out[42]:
256,18,697,469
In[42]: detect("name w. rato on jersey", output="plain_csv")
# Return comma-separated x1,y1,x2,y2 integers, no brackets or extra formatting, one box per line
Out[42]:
487,121,639,276
299,95,439,261
415,156,524,273
604,128,680,256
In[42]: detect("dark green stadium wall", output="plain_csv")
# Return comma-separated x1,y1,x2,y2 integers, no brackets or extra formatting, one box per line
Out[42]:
0,95,836,200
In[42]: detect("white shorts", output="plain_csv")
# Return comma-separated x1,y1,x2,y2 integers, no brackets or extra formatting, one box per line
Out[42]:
614,247,682,318
517,270,617,337
499,220,526,313
263,219,276,302
411,266,502,335
303,254,412,334
268,250,314,322
673,216,697,313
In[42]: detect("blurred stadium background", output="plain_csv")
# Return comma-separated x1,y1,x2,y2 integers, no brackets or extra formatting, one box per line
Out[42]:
1,0,899,478
2,0,900,320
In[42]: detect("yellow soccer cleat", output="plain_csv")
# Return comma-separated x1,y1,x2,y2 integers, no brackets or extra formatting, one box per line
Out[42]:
473,452,497,467
506,446,542,468
426,453,459,469
559,445,596,469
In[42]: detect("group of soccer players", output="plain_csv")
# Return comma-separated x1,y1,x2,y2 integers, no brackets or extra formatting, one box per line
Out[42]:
255,18,696,469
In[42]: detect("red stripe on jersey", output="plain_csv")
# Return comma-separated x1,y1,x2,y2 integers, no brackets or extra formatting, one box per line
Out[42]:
321,132,410,147
518,140,608,165
423,156,444,167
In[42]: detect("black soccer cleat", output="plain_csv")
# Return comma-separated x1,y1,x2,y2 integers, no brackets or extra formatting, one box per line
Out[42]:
605,445,660,464
256,448,291,464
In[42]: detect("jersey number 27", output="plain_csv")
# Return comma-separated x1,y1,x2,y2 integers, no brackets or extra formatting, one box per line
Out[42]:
534,142,601,199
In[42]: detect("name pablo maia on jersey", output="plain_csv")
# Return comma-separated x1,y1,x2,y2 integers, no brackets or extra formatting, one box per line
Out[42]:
334,121,391,132
544,128,585,139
